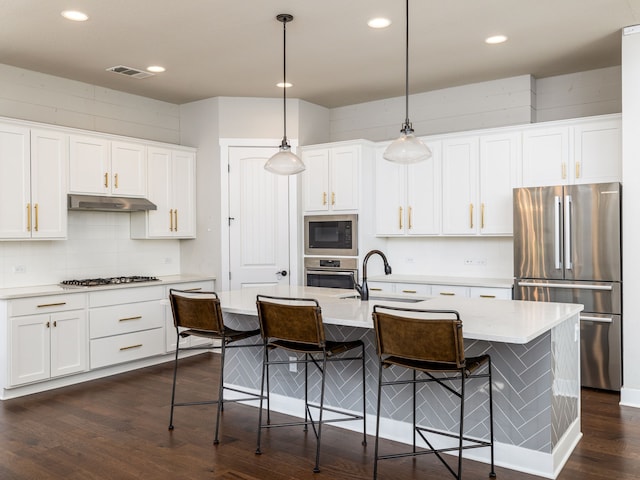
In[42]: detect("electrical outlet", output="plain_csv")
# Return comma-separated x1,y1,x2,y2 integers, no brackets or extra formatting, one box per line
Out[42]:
464,258,487,266
405,257,415,264
12,265,26,274
289,356,297,373
163,257,172,264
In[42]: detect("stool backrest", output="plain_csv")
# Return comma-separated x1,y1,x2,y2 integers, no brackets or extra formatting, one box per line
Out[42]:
169,289,224,333
256,295,325,346
372,306,465,368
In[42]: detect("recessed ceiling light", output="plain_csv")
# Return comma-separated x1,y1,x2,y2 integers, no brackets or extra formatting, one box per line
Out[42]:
61,10,88,22
368,17,391,29
277,82,293,88
485,35,508,44
147,66,166,73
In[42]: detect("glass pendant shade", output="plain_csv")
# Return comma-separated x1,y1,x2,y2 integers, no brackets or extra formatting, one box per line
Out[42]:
383,128,432,164
264,140,305,175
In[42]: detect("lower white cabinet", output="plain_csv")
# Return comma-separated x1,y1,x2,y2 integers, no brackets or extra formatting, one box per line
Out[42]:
369,281,513,301
468,286,513,300
8,294,87,386
430,284,469,298
88,286,164,369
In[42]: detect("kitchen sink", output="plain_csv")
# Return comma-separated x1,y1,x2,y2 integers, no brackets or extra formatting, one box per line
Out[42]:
338,294,426,303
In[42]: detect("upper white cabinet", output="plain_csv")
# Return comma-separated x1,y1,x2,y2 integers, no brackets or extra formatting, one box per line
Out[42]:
375,140,442,236
0,124,67,240
441,131,519,235
521,115,620,187
302,142,361,212
69,134,147,197
131,146,196,239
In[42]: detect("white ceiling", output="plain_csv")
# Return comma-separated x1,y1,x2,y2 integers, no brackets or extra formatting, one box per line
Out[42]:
1,0,640,108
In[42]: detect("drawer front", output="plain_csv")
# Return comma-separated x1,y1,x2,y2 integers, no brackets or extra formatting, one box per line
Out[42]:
394,283,431,296
90,328,164,369
469,286,513,300
9,294,86,317
165,280,215,295
431,284,469,297
366,282,395,295
89,301,163,339
89,286,164,308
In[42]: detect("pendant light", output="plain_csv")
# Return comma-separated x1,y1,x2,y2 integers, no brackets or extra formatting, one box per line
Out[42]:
264,13,306,175
383,0,432,164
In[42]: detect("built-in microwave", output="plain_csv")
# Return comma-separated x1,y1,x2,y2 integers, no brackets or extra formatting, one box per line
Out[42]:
304,214,358,257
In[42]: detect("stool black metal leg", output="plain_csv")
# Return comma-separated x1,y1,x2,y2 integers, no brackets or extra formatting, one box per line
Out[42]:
488,358,497,478
304,353,309,432
256,342,268,455
373,361,384,480
412,369,417,454
458,371,465,480
213,339,226,445
168,331,180,431
313,354,327,473
361,343,367,446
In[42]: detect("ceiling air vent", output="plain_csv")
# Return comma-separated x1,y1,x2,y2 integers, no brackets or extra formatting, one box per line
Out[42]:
106,65,154,79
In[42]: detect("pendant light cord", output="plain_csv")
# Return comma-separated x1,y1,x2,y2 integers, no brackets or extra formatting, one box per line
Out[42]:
404,0,410,129
282,16,288,145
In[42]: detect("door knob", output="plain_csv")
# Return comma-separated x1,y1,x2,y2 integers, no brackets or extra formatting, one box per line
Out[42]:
276,270,288,277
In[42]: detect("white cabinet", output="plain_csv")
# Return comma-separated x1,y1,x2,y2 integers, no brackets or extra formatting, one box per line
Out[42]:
8,294,87,386
131,146,196,239
521,115,621,187
430,284,469,298
442,132,519,235
302,142,361,212
164,280,216,352
69,135,147,197
469,286,513,300
572,117,621,184
0,125,67,239
88,286,164,369
365,282,395,296
394,283,431,297
375,140,442,235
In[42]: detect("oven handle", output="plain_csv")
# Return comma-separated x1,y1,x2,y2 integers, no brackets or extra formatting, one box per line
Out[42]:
306,269,357,277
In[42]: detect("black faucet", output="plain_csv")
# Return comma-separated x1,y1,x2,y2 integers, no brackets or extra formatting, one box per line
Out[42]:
354,250,392,301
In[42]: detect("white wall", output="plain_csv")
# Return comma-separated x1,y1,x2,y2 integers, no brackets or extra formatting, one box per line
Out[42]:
0,63,184,289
620,28,640,406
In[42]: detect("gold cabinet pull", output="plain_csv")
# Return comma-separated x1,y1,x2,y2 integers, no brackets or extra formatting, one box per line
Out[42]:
169,209,174,231
408,206,413,230
104,172,109,188
120,344,143,351
481,203,485,229
402,289,417,294
331,192,335,205
322,192,327,205
480,294,496,299
114,173,119,189
119,316,142,322
37,302,66,308
440,292,455,296
562,163,567,180
174,209,178,231
469,204,474,229
34,203,39,232
370,287,383,291
399,206,403,230
27,203,31,232
575,162,581,179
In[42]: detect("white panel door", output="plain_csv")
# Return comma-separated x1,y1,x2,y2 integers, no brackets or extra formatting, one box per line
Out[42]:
68,134,110,195
521,126,570,187
146,147,173,237
302,149,330,212
441,136,479,234
110,141,147,196
330,145,359,211
229,147,290,289
407,140,441,235
50,310,87,378
9,314,50,386
572,118,621,184
374,145,406,235
171,150,196,237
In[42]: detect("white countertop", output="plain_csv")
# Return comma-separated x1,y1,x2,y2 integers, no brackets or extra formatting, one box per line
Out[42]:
367,274,514,289
0,275,215,300
216,285,582,344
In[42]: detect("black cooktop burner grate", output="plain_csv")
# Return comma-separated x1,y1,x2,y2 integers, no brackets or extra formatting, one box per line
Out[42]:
61,276,160,287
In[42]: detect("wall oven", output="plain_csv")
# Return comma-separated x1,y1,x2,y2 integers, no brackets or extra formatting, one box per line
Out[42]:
304,214,358,257
305,257,358,290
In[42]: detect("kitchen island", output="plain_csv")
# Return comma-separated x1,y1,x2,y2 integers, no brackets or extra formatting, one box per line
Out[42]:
217,285,583,479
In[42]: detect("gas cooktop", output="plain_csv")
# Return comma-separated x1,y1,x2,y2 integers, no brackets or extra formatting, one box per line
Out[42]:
60,276,160,287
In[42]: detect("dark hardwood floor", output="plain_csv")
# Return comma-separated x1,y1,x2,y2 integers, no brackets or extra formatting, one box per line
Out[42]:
0,353,637,479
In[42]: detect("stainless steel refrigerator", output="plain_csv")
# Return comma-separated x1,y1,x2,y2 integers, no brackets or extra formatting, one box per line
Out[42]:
513,182,622,391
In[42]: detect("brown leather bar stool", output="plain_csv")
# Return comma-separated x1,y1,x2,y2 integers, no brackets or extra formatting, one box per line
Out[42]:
168,289,262,445
372,305,495,479
255,294,367,473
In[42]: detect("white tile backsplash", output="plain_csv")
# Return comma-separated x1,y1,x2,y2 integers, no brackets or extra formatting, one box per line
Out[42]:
0,211,180,288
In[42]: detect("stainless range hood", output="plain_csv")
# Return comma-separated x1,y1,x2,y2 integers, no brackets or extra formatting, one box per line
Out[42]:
67,194,157,212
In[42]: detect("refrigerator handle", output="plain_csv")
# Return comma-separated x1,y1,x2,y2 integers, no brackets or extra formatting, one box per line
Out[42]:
565,195,572,271
554,195,562,270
